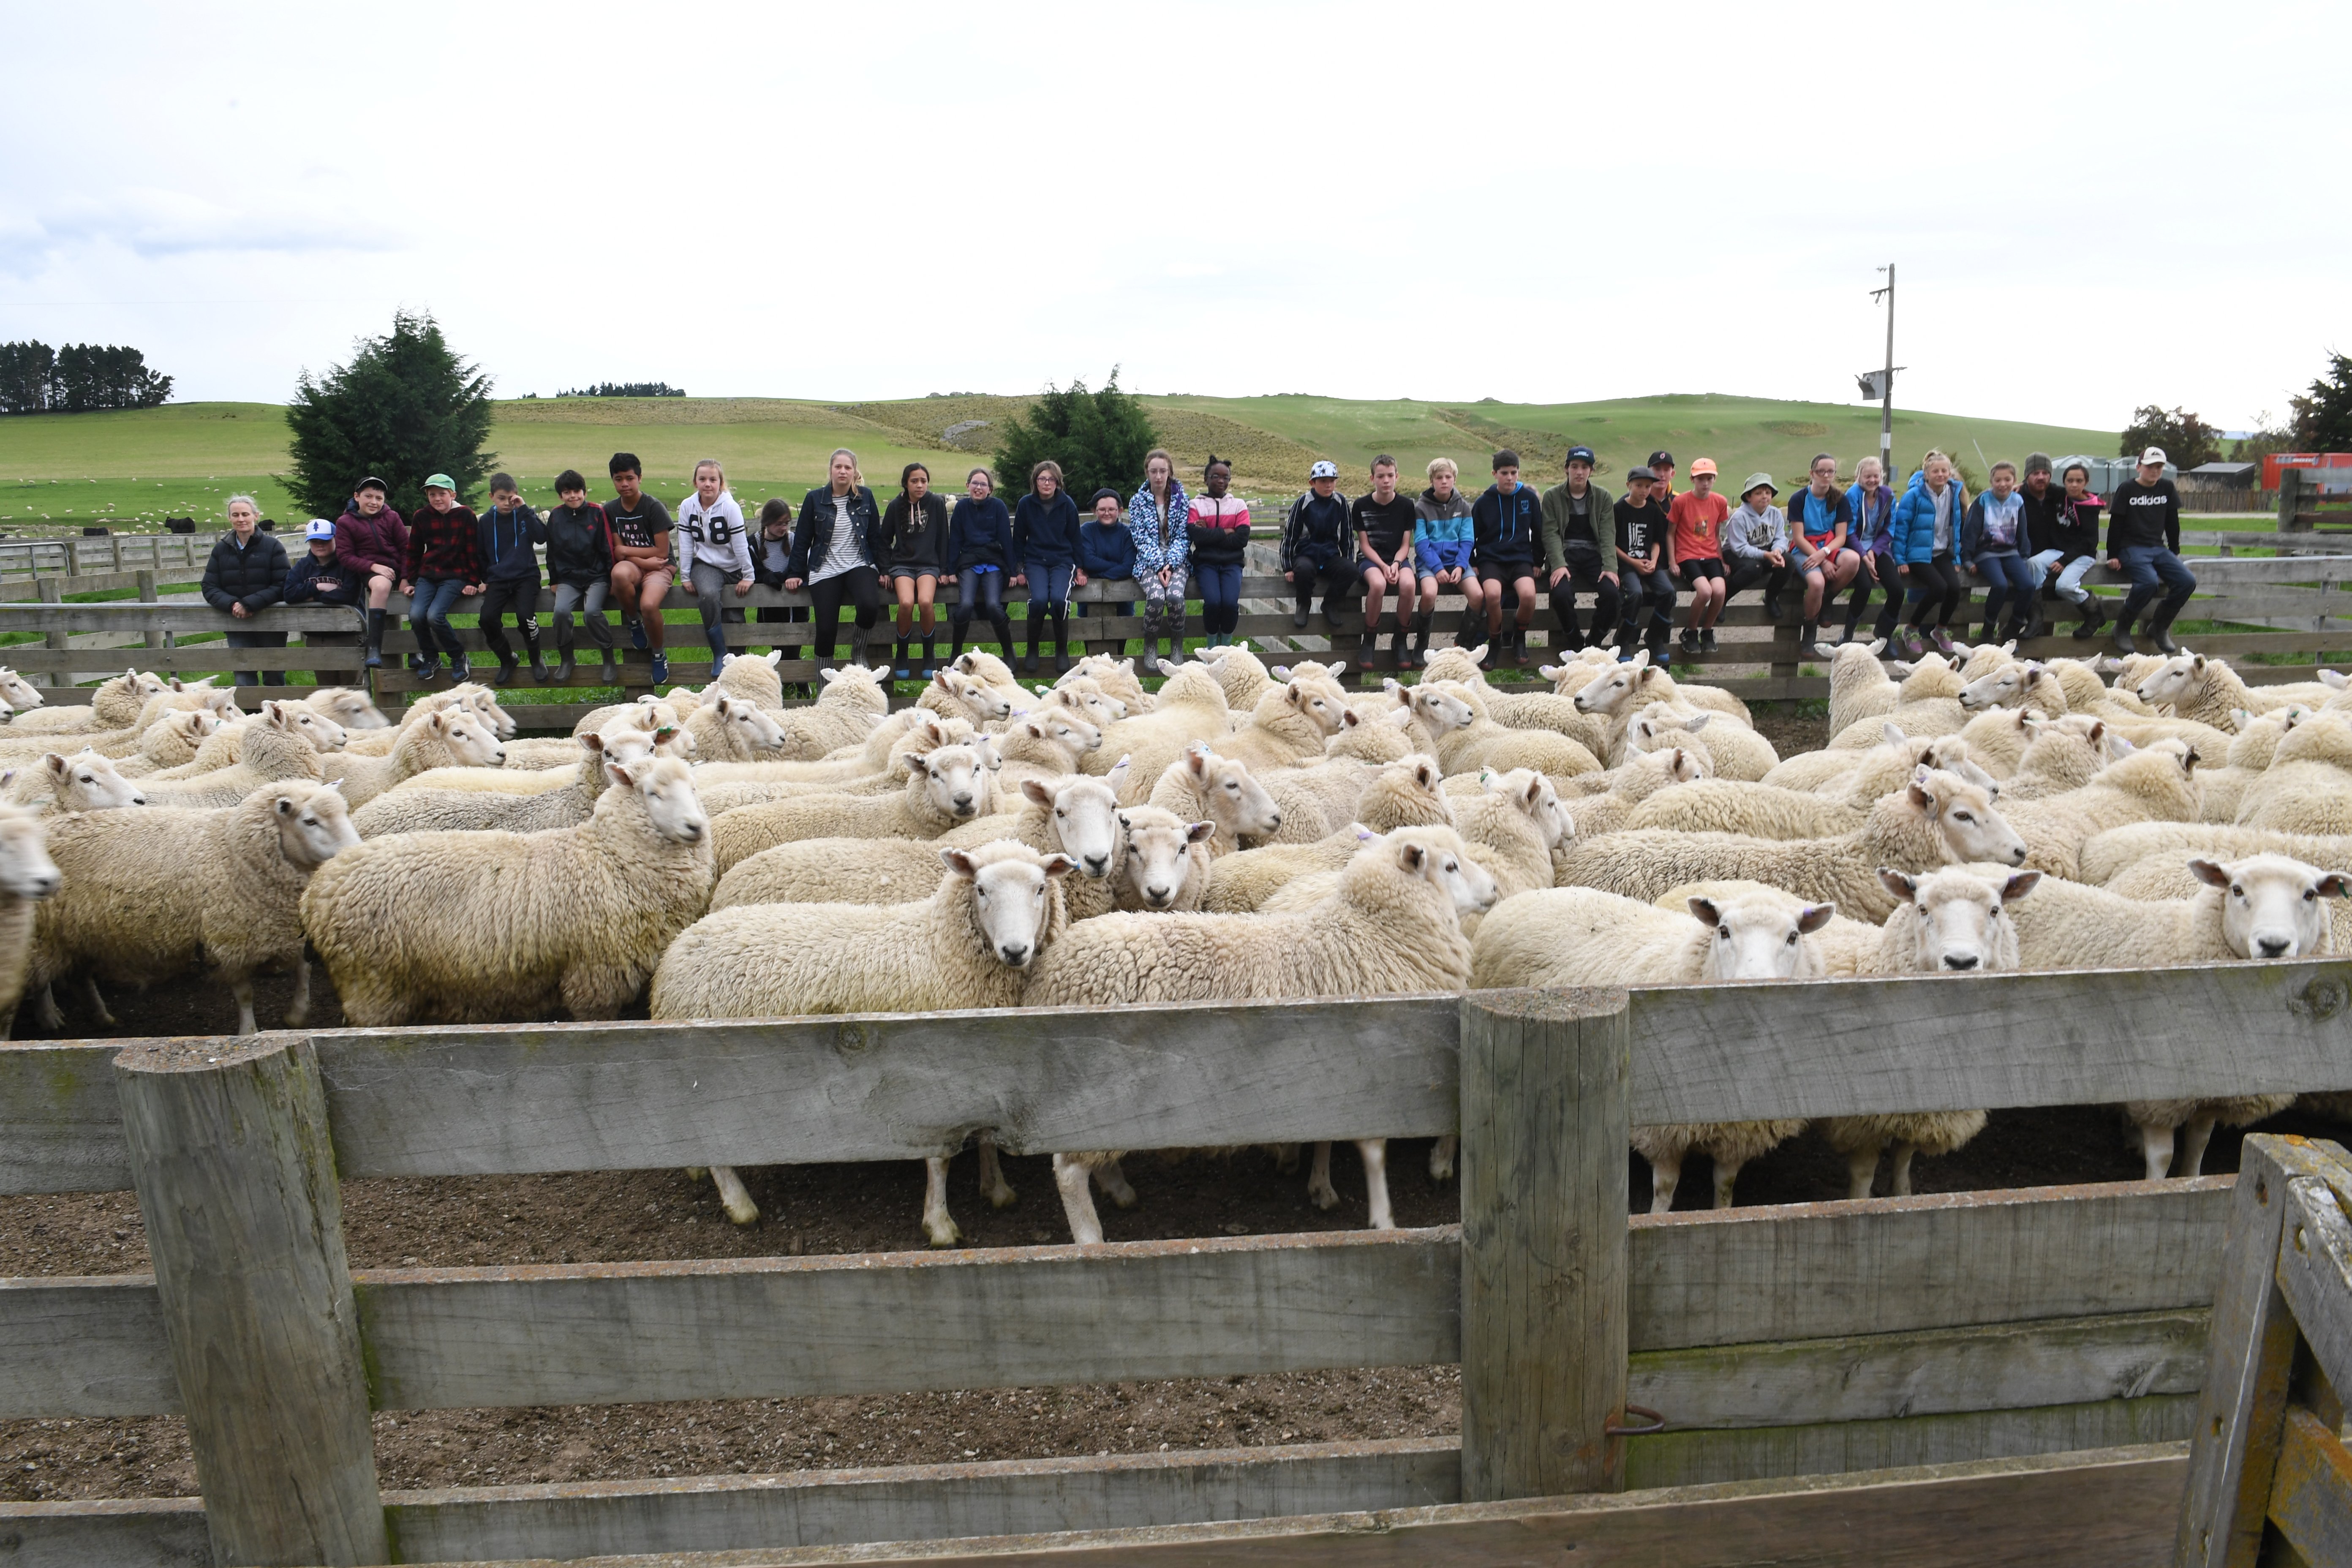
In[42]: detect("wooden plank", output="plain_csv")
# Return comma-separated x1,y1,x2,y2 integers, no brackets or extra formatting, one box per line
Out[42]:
0,645,362,675
0,1040,131,1193
0,1496,210,1568
1622,1391,2198,1489
1632,1308,2210,1431
114,1034,387,1566
2274,1170,2352,1406
373,1443,2190,1568
354,1228,1459,1410
0,604,358,633
2268,1407,2352,1568
1458,988,1628,1500
1631,1177,2234,1351
311,997,1462,1177
0,1274,174,1416
1622,961,2352,1126
383,1439,1459,1565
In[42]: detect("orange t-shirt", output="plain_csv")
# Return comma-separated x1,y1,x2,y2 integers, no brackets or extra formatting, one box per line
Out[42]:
1668,490,1730,565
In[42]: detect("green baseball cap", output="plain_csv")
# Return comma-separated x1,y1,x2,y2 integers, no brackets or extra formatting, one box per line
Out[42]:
423,472,456,492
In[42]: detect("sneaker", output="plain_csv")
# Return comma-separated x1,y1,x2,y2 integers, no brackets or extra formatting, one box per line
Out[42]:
1700,629,1718,652
1897,629,1927,660
1929,628,1957,656
450,656,473,683
629,619,649,651
1679,628,1700,654
648,652,669,684
1291,606,1310,629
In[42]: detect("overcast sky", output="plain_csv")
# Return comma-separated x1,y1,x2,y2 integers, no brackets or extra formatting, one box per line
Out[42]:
3,0,2341,432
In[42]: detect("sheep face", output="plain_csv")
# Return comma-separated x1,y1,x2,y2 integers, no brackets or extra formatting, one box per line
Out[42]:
1023,776,1121,879
44,749,144,810
1119,810,1214,909
438,710,508,768
1914,738,2001,800
2193,854,2351,960
1908,767,2028,866
1389,828,1500,916
943,844,1074,967
1285,679,1350,737
932,670,1012,722
1410,685,1474,734
1486,768,1573,849
269,700,348,754
272,783,362,870
2136,654,2207,709
310,688,390,730
1183,745,1282,840
455,687,520,740
1045,681,1127,725
621,757,709,845
1571,662,1640,715
0,807,59,901
1688,892,1834,980
1625,704,1710,759
585,725,663,786
1959,663,2049,713
910,745,988,821
0,669,40,711
1026,713,1102,758
710,694,787,754
174,710,220,744
1878,867,2037,973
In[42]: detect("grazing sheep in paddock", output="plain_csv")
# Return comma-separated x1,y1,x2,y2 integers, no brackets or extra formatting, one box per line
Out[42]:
310,707,507,809
0,806,60,1038
2136,652,2303,730
135,702,334,809
1996,739,2203,880
920,669,1015,726
1613,702,1777,783
2004,854,2350,1179
711,743,997,874
1023,827,1498,1245
1470,885,1829,1211
306,757,713,1029
0,668,166,737
115,709,222,776
351,730,656,837
1627,780,1865,840
1957,661,2070,716
1142,743,1283,853
1555,766,2026,923
683,694,787,762
1113,806,1216,911
33,781,353,1036
655,841,1076,1239
1089,660,1233,787
991,711,1102,790
8,750,146,812
2233,711,2352,835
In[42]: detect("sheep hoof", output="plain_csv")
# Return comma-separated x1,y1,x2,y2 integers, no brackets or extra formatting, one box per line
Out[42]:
721,1194,760,1227
1309,1181,1341,1211
685,1166,708,1182
985,1182,1018,1211
1428,1136,1458,1182
924,1217,963,1248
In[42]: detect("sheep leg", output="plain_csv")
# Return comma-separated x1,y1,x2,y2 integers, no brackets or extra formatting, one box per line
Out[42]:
282,957,312,1029
921,1157,962,1248
976,1134,1018,1210
80,976,116,1028
1428,1135,1458,1183
2179,1115,2220,1179
709,1164,760,1226
685,1166,708,1181
228,974,257,1037
1843,1139,1883,1201
2138,1122,2177,1182
1647,1154,1682,1215
1272,1142,1301,1175
1711,1156,1746,1211
1307,1142,1342,1211
1890,1142,1920,1198
32,984,62,1032
1357,1139,1393,1230
1091,1157,1138,1210
1053,1154,1105,1244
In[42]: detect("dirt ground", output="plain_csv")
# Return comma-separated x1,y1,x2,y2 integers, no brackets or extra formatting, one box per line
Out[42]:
5,697,2322,1503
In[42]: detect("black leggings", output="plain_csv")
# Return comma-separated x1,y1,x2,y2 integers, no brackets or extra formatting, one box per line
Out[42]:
1548,564,1621,648
808,565,882,661
1850,551,1905,638
1900,555,1965,630
950,571,1015,653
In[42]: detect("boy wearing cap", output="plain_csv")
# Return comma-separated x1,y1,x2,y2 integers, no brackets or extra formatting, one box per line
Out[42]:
1613,468,1676,661
1723,474,1793,636
1788,454,1860,648
1667,459,1731,653
476,473,550,686
1472,451,1544,664
1350,455,1418,669
1539,447,1619,653
1282,461,1355,631
285,519,363,684
2105,448,2194,654
399,474,486,683
336,476,408,670
1078,487,1138,658
1647,451,1678,509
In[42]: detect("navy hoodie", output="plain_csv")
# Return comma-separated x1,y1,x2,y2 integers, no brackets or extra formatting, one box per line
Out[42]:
1077,518,1137,579
946,495,1012,573
1011,490,1082,575
1471,482,1542,567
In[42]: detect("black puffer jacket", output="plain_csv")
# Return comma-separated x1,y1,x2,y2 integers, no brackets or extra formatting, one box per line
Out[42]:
201,530,291,614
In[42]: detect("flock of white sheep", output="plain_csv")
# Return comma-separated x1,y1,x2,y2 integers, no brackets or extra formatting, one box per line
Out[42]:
0,628,2341,1248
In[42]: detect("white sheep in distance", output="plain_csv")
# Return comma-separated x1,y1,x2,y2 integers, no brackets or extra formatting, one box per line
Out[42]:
1809,638,1897,736
2135,651,2303,729
0,667,166,737
0,667,41,720
1957,661,2069,716
2234,710,2352,835
991,711,1102,791
33,781,354,1035
135,702,334,810
919,669,1016,727
1023,826,1498,1245
2186,705,2309,823
710,743,998,875
1627,780,1865,840
1613,702,1777,782
304,757,712,1028
115,708,222,776
1823,654,1970,749
1471,885,1831,1210
143,700,348,780
313,706,507,809
1202,825,1380,913
1057,653,1151,714
2003,852,2349,1179
341,685,516,757
1413,681,1601,781
652,840,1078,1240
772,665,893,758
1412,651,1609,757
1549,747,1710,842
0,804,60,1039
1219,675,1355,773
693,716,981,814
1552,647,1751,727
1555,766,2026,923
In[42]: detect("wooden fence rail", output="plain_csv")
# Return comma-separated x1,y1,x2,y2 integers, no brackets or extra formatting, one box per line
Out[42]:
1,961,2348,1563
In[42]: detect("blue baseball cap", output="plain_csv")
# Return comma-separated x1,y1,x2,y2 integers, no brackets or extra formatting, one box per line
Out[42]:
305,519,337,542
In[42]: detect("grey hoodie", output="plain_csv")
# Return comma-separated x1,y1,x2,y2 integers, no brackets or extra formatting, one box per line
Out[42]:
1724,501,1789,564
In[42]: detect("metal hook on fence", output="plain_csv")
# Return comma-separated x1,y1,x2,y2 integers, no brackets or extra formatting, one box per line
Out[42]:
1604,1404,1667,1437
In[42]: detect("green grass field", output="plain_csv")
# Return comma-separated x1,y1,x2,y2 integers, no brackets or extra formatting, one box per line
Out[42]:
0,391,2124,527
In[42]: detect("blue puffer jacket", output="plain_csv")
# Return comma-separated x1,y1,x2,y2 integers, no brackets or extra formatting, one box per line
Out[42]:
1888,471,1968,565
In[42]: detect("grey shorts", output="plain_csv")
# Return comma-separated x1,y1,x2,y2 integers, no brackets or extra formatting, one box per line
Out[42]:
887,566,940,584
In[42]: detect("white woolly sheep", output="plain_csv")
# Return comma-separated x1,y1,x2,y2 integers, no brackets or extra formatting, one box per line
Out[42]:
313,707,507,809
1996,738,2202,879
351,730,657,837
992,710,1102,790
2136,652,2301,730
2234,711,2352,835
1144,743,1282,852
711,743,998,874
1196,644,1275,711
115,708,221,776
0,668,166,737
1220,676,1355,773
1613,702,1777,783
8,750,146,813
1957,661,2070,716
1628,780,1864,840
1808,639,1897,737
920,669,1016,726
136,702,335,809
683,693,787,762
144,700,348,779
1203,825,1380,914
0,804,60,1039
1089,659,1232,787
34,781,354,1035
1113,805,1217,912
1999,715,2125,801
1419,681,1602,781
770,666,893,759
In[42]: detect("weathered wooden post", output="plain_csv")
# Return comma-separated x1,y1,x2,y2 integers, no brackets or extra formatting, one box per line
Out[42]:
1458,986,1631,1501
115,1035,387,1567
137,568,162,652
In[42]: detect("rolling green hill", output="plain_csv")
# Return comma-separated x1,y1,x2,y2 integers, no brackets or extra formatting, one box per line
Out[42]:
0,392,2119,527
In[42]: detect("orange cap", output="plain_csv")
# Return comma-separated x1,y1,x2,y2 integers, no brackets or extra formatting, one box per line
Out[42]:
1688,458,1718,477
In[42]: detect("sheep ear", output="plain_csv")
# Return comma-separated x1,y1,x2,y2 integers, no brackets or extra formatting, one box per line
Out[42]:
1107,755,1131,789
2181,746,2201,774
2188,858,2232,889
821,667,844,684
43,753,65,775
1907,769,1938,812
1686,896,1722,928
1999,640,2017,655
1682,712,1711,733
1286,683,1305,706
1353,822,1377,841
1798,903,1837,933
605,760,638,789
1877,867,1919,902
906,751,930,776
1039,852,1076,879
1864,637,1887,656
2191,653,2207,671
713,693,733,715
1629,648,1650,670
1155,658,1181,677
1538,664,1563,680
1383,705,1415,730
1021,719,1046,739
1520,774,1545,806
1416,760,1439,788
581,731,605,755
1185,745,1211,776
425,710,448,733
318,777,343,795
2002,870,2043,899
1021,777,1054,806
1395,838,1429,873
1337,708,1360,730
939,847,980,879
2321,669,2351,690
1185,820,1217,844
1880,721,1905,746
1269,665,1292,681
2317,871,2352,900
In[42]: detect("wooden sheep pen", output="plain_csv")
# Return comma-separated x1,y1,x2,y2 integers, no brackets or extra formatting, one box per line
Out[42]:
0,956,2347,1564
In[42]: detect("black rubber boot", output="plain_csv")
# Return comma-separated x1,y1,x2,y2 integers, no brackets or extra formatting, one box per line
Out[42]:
2110,606,2139,656
2148,602,2183,655
1292,597,1311,629
523,624,549,683
1405,615,1431,669
363,609,385,669
556,650,576,683
2072,596,2107,640
493,657,517,687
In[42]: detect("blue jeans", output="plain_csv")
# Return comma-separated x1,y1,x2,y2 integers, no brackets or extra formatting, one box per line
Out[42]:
224,629,287,687
1195,562,1242,635
1026,562,1075,612
1971,553,2038,628
409,576,469,662
2119,545,2196,621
